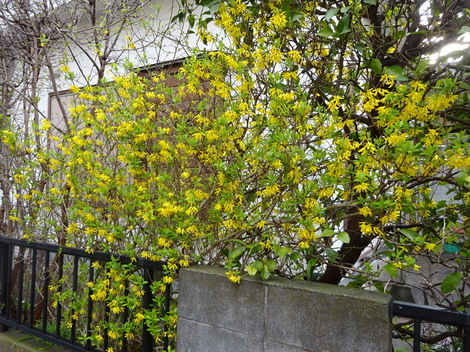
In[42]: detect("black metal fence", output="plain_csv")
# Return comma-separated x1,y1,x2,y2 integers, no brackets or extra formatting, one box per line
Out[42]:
393,301,470,352
0,236,172,352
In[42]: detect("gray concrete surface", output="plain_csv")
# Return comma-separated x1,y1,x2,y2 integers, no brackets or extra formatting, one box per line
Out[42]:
0,330,69,352
177,265,393,352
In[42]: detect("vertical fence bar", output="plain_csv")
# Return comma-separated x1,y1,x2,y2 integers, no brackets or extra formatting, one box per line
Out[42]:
5,243,12,321
121,279,129,352
86,261,95,351
103,293,110,352
142,268,153,352
29,247,37,327
102,263,109,352
0,241,11,332
42,250,50,333
56,252,64,338
17,247,25,324
464,323,469,352
413,317,421,352
71,255,79,344
162,281,171,351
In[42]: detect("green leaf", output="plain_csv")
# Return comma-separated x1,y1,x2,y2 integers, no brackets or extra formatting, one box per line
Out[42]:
273,244,291,258
248,244,263,254
188,14,195,27
372,280,385,292
369,58,382,74
458,26,470,34
291,13,304,22
456,171,469,186
171,11,186,24
251,260,264,271
355,44,364,55
199,0,217,6
229,239,247,246
199,0,221,15
265,259,277,271
383,263,398,277
290,252,301,262
337,232,350,244
260,265,271,280
395,348,410,352
399,229,420,241
245,265,257,276
335,14,351,35
228,246,245,265
321,229,335,237
318,26,334,37
363,0,377,4
384,65,409,81
326,248,338,262
325,8,339,21
441,272,463,293
306,258,317,281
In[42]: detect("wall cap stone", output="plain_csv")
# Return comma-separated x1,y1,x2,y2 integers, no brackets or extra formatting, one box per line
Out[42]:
181,265,392,305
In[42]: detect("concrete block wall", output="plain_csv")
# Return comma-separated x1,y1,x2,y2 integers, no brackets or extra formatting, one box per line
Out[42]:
177,265,393,352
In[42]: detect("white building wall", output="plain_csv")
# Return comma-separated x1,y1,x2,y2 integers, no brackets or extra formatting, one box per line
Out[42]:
42,0,216,122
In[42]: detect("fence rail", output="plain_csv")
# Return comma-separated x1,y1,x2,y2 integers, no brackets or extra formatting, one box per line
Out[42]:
0,236,171,352
393,300,470,352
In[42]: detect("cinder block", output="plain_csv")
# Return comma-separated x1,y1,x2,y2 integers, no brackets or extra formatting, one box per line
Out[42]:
263,340,314,352
178,265,265,337
264,279,392,351
177,317,263,352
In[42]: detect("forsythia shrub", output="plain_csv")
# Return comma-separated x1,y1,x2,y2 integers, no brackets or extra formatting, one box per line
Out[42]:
1,0,469,349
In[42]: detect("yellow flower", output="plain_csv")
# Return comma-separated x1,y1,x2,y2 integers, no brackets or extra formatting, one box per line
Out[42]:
425,243,436,251
40,119,52,131
13,174,26,183
359,222,373,235
179,257,190,267
133,312,145,323
392,262,402,269
225,271,241,284
354,183,370,192
359,207,372,217
288,50,303,63
380,74,396,88
162,276,173,284
271,11,287,29
70,85,80,93
257,184,280,197
425,94,457,112
111,306,124,314
410,81,427,91
328,96,343,112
